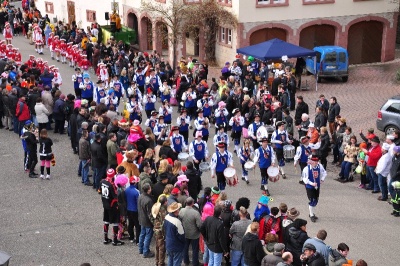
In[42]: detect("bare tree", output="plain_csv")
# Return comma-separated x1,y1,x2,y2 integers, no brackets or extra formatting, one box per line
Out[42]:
184,0,238,64
140,0,189,68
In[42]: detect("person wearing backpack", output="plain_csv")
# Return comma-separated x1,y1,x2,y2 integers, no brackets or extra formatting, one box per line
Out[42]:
329,243,349,266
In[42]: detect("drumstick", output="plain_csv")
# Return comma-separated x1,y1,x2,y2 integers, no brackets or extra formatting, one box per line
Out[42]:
294,164,298,174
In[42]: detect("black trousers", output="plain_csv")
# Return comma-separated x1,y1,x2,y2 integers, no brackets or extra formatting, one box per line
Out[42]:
127,210,141,243
54,119,65,133
28,151,38,173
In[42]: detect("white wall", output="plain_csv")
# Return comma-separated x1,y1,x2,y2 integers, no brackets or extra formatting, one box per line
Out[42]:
237,0,398,23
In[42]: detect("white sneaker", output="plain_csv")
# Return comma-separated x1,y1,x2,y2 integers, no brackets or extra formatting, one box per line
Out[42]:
45,175,51,180
40,174,45,179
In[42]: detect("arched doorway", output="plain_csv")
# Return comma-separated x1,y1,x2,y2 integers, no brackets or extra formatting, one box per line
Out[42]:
140,17,152,50
186,28,200,56
299,24,335,49
156,21,169,50
249,28,286,45
348,21,383,64
127,13,138,44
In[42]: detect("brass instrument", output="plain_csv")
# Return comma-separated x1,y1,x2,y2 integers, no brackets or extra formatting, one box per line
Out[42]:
203,117,210,129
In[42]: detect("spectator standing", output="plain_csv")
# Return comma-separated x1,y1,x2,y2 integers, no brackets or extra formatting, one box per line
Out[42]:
229,206,252,266
164,202,185,266
78,130,92,186
242,222,266,266
138,183,155,258
53,93,66,134
328,97,340,135
151,195,168,266
303,230,330,266
179,197,202,266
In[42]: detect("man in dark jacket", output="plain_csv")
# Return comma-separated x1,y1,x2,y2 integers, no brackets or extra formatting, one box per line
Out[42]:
278,85,289,110
286,218,309,266
300,243,325,266
184,161,202,201
242,222,266,266
138,183,155,258
294,96,309,126
200,205,229,265
314,107,327,131
164,202,185,266
271,75,282,97
389,146,400,206
53,94,66,134
8,88,18,133
91,134,107,190
27,87,40,124
328,97,340,135
152,173,169,201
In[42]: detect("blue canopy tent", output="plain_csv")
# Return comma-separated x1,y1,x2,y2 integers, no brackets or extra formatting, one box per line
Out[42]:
237,38,318,90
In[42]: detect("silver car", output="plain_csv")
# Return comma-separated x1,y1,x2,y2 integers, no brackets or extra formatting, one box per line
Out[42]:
376,95,400,135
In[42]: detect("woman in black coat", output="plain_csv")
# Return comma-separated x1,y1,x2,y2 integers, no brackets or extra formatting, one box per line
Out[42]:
158,139,177,162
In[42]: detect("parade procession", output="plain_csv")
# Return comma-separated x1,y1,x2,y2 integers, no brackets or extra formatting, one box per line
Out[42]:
1,1,400,266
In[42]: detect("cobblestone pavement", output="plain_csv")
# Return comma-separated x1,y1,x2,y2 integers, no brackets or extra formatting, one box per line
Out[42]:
1,29,400,265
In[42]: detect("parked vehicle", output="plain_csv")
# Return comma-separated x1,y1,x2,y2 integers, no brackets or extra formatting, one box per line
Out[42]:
306,46,349,83
376,95,400,135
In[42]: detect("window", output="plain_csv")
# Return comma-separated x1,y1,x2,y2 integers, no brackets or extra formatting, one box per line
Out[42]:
218,0,232,6
86,10,96,23
315,52,322,63
386,103,400,114
339,52,346,63
45,2,54,14
324,52,337,63
220,27,225,42
303,0,335,5
256,0,288,7
227,29,232,44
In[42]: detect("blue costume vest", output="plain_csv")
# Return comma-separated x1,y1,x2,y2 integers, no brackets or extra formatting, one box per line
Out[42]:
216,152,228,173
74,75,83,89
274,130,286,149
81,82,94,98
172,135,183,153
305,165,321,189
135,73,145,86
300,145,312,163
258,146,272,169
193,141,205,160
179,117,189,132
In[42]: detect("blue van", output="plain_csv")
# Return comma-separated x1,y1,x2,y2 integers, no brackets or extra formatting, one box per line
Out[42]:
306,46,349,82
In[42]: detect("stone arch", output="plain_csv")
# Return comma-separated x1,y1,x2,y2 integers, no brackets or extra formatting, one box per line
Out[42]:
298,19,341,48
140,16,153,51
244,23,293,47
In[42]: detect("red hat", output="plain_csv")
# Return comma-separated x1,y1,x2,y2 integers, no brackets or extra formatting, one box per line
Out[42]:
181,165,187,172
171,126,179,131
367,134,377,139
217,142,226,148
143,52,149,57
310,155,319,162
147,88,152,94
129,175,140,183
167,158,173,165
107,168,115,178
171,188,180,195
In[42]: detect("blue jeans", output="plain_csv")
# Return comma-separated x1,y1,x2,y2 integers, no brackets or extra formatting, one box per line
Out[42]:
31,115,38,127
80,160,90,184
93,165,107,189
340,161,353,179
366,166,379,191
378,174,388,200
139,226,154,255
183,238,199,266
208,250,223,266
13,116,19,134
231,250,244,266
167,251,183,266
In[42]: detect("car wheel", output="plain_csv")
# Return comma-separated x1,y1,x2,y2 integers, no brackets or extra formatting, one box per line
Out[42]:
342,76,348,82
385,125,399,135
317,76,322,83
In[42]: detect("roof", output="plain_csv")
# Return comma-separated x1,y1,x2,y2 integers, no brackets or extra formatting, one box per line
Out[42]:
313,46,348,53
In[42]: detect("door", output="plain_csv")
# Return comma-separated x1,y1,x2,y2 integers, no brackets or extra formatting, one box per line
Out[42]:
67,1,75,25
249,28,287,45
299,25,335,49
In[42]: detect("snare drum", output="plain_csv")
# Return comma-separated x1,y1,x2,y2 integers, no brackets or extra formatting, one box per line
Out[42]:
224,167,238,187
244,161,255,171
178,152,189,161
199,162,210,172
283,145,295,159
267,166,280,183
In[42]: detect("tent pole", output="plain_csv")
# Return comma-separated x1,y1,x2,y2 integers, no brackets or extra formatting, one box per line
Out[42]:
314,56,318,91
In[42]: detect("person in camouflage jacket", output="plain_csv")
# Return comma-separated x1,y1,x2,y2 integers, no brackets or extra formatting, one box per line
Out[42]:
151,195,168,266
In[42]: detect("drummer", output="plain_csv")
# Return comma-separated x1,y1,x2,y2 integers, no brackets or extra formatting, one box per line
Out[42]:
239,138,254,185
176,109,190,145
248,112,263,149
154,114,168,141
253,137,276,196
229,108,245,154
213,123,229,151
270,121,292,179
210,141,233,191
170,126,187,155
189,131,209,171
294,136,321,185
